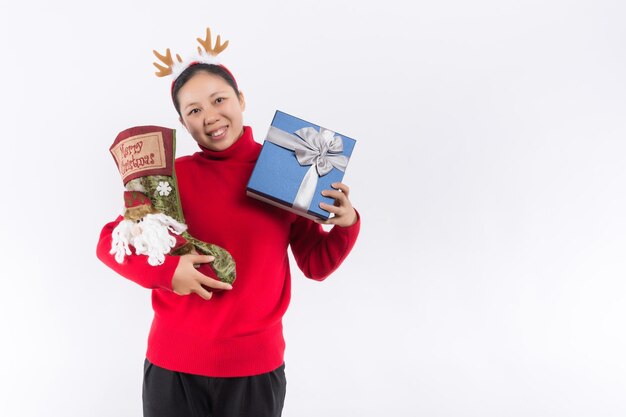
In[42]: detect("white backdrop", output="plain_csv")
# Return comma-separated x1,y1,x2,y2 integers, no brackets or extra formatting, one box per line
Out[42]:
1,0,625,416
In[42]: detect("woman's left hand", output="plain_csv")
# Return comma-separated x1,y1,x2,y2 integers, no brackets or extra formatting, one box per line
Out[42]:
316,182,358,227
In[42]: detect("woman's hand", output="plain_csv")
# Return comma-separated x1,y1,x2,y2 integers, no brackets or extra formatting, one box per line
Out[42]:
316,182,358,227
171,253,233,300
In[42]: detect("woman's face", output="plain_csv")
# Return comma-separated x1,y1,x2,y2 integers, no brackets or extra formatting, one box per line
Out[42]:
177,71,245,151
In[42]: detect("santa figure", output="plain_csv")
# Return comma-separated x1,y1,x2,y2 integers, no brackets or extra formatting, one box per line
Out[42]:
110,190,195,266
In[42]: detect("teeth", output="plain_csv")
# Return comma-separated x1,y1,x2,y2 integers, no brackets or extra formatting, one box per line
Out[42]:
210,127,226,137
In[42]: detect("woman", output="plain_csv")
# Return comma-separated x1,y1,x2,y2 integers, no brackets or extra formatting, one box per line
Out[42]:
97,31,360,417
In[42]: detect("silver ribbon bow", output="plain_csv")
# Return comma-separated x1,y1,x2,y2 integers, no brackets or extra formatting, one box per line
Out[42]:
266,126,349,212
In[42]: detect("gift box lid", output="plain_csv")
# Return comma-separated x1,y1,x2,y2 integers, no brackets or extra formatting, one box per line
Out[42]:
247,110,356,220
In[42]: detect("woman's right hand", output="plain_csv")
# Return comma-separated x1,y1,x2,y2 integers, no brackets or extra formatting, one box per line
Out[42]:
171,253,233,300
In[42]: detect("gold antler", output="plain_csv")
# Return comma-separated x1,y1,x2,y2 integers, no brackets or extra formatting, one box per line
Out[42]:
197,27,229,56
152,48,183,77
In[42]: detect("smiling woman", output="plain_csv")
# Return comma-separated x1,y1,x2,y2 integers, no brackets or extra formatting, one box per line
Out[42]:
176,69,246,152
96,27,360,417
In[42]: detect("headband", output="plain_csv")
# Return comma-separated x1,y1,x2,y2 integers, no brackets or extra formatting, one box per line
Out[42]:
152,27,237,94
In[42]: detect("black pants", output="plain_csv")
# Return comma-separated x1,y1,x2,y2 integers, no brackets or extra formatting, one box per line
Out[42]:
142,359,287,417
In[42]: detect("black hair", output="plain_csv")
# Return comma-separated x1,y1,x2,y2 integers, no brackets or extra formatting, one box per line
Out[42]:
171,63,240,116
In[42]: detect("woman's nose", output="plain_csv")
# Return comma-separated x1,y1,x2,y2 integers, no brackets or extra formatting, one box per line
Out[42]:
203,110,219,126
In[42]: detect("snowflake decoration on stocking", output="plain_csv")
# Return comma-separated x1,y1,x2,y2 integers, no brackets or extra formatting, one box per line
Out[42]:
156,181,172,196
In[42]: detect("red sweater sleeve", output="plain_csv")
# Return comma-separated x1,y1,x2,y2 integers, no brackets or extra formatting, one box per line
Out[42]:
289,210,361,281
95,215,179,290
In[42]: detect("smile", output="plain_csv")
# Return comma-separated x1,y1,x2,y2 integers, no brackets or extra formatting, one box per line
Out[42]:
207,126,228,139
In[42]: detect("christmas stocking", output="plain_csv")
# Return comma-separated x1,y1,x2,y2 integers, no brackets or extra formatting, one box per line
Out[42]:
108,125,236,285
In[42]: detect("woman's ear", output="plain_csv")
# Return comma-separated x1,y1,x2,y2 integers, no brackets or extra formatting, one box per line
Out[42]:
238,91,246,112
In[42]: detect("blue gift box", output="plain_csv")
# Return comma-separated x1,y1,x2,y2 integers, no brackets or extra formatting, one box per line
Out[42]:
247,110,356,220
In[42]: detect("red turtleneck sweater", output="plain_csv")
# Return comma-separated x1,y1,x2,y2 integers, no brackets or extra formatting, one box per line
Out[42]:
96,126,360,377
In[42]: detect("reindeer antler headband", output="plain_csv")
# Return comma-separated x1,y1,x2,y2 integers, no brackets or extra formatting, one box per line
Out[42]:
152,27,236,91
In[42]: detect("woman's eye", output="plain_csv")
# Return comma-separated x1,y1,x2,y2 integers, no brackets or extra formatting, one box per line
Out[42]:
215,97,224,104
